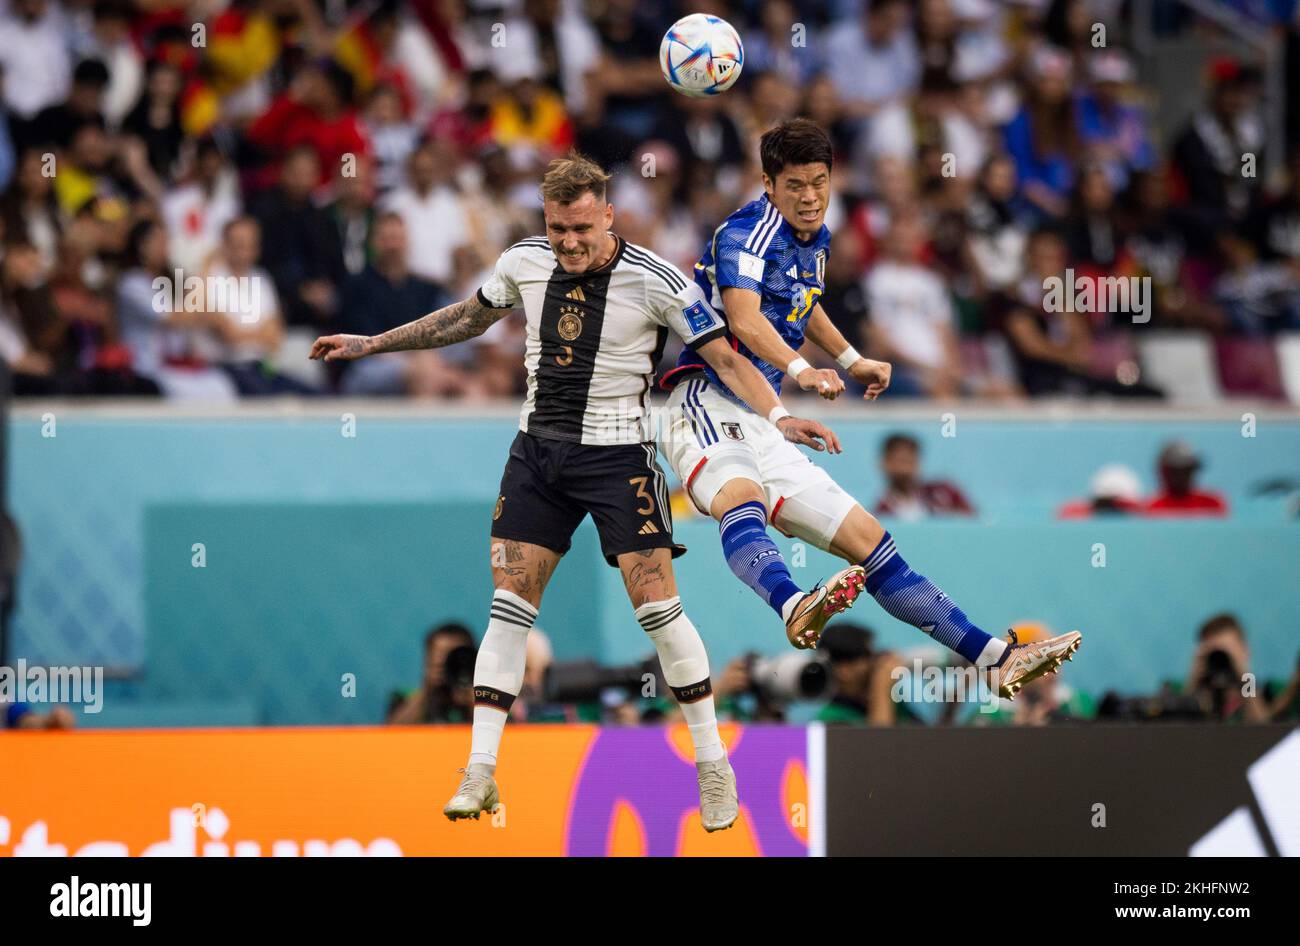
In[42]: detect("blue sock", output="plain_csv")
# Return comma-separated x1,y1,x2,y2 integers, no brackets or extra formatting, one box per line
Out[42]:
861,532,1003,664
719,501,804,619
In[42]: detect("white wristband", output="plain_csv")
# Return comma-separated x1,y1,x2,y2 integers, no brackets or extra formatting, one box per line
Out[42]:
836,346,862,370
767,405,791,425
787,356,811,378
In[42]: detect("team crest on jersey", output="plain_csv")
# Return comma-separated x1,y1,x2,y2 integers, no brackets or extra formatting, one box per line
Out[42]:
493,495,504,520
722,422,744,441
815,249,826,285
558,311,583,341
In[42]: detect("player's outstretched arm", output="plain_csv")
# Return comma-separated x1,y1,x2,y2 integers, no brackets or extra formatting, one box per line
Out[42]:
696,337,841,454
721,286,843,400
309,295,509,361
806,303,892,400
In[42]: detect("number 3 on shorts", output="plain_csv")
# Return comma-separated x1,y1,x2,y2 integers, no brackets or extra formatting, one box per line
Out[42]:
627,476,656,515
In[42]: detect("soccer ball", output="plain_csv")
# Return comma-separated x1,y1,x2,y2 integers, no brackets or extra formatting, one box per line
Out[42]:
659,13,744,98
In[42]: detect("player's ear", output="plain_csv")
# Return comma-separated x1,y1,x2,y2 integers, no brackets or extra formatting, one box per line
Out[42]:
604,202,614,228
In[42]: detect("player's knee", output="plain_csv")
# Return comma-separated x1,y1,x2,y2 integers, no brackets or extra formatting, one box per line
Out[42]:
830,505,886,561
709,477,766,520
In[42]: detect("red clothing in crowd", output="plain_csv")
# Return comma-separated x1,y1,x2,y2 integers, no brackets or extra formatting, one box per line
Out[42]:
875,482,976,518
1144,491,1229,515
246,96,371,187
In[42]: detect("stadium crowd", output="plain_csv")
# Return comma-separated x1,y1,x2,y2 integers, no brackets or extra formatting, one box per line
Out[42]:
2,0,1300,401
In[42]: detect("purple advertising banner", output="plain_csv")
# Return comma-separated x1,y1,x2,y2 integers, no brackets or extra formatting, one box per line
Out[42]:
564,725,810,857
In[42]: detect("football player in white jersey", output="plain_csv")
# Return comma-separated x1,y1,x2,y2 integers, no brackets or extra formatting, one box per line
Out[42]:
660,118,1082,697
310,153,866,832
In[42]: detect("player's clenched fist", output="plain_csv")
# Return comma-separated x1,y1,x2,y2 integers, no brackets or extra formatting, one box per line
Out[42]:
795,366,844,400
849,358,891,400
310,334,372,361
776,416,842,454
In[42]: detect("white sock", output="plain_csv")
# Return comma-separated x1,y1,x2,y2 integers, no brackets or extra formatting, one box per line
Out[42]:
975,635,1009,668
779,592,802,624
467,589,536,769
635,597,725,764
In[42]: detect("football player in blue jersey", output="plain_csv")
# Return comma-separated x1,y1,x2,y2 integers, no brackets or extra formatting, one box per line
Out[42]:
660,118,1081,699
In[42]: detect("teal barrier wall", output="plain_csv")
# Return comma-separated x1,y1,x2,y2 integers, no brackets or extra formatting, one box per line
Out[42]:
136,501,1298,725
9,408,1300,725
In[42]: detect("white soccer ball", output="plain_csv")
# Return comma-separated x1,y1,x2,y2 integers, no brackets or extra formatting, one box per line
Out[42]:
659,13,744,98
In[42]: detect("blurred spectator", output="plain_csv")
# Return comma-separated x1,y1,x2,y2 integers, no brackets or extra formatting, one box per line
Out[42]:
82,1,143,130
247,57,369,189
1002,45,1078,219
1057,463,1144,518
1145,440,1229,516
816,624,907,726
820,228,870,350
461,144,541,262
0,65,13,194
1075,50,1155,190
22,57,109,152
966,152,1030,294
115,217,237,401
874,432,976,519
160,137,242,276
328,153,377,279
1183,613,1267,722
387,622,477,724
1172,59,1266,226
1064,162,1129,275
362,82,419,195
202,216,316,396
0,0,73,124
824,0,921,120
993,226,1162,397
120,58,185,183
863,209,963,397
381,138,469,285
1214,230,1300,335
1250,146,1300,267
249,145,345,328
1120,164,1223,330
337,211,473,397
2,147,61,274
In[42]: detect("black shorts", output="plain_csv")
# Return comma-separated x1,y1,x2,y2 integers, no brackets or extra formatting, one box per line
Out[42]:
491,431,685,566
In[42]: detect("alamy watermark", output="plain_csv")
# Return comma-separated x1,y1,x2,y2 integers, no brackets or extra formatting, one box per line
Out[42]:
1043,269,1151,324
0,660,103,713
152,271,263,323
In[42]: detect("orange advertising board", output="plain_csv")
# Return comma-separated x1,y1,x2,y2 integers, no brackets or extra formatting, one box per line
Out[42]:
0,725,811,856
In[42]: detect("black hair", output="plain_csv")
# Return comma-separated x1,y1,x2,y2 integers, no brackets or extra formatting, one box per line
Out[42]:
74,58,111,87
881,432,919,455
424,622,475,652
759,118,834,182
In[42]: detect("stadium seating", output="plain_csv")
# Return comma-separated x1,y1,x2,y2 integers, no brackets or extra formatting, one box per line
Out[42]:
1137,332,1222,404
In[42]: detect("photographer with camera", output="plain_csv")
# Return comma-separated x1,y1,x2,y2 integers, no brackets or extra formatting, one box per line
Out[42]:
1184,613,1268,723
387,622,478,724
815,624,913,726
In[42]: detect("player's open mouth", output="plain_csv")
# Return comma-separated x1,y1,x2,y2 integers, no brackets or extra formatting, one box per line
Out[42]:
798,209,820,222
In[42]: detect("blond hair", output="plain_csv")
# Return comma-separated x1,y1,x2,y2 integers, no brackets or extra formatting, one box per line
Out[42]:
540,152,611,204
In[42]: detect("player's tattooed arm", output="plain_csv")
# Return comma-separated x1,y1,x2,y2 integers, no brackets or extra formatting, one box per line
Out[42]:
309,295,508,361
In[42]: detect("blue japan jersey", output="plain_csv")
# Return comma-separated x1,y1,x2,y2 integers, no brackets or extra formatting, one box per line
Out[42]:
663,194,831,408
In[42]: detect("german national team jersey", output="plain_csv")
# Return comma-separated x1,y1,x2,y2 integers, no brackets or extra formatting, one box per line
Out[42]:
478,235,727,445
663,193,831,408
